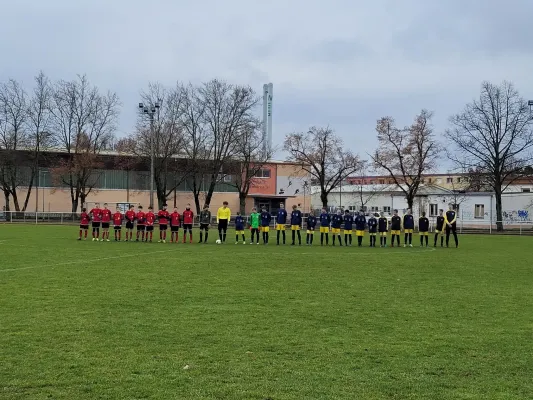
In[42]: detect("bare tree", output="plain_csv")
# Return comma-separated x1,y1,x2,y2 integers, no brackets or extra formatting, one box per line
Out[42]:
227,119,273,214
0,79,30,211
446,81,533,231
114,137,138,203
284,126,363,208
134,82,186,208
27,71,53,212
371,109,439,210
50,75,119,212
199,79,259,207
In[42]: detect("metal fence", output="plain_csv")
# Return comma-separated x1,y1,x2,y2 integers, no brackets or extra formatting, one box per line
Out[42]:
2,211,533,234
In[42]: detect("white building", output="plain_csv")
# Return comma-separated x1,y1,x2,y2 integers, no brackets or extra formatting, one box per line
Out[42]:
311,184,533,230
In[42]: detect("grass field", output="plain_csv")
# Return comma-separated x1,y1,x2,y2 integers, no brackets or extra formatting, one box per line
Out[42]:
1,225,532,400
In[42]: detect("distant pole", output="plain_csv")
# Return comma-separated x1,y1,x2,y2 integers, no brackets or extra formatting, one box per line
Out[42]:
267,83,273,155
138,101,160,208
262,84,268,157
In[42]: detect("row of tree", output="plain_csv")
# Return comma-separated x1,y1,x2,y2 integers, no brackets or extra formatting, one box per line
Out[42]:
284,81,533,231
2,74,532,230
0,73,272,214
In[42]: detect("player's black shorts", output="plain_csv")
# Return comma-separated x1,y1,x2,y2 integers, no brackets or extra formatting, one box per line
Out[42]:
146,225,153,232
171,226,179,232
80,224,89,230
183,223,192,231
101,222,110,229
126,221,134,229
92,222,100,228
200,223,209,231
218,219,228,231
137,224,145,231
114,225,122,230
159,224,167,231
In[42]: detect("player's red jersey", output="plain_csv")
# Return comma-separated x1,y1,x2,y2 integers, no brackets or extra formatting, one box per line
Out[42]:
145,212,155,226
113,212,123,226
158,210,170,225
80,212,90,225
182,210,194,224
136,211,145,225
90,208,102,222
125,210,136,222
170,212,180,226
101,208,112,223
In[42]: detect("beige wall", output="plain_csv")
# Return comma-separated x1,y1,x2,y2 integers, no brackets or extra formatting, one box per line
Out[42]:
1,187,310,214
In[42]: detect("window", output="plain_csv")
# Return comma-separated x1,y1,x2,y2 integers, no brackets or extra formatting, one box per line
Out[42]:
428,178,432,183
348,205,357,211
254,169,271,178
429,203,438,217
421,178,425,184
457,177,462,183
379,179,385,184
383,206,391,214
446,177,453,183
451,204,460,213
475,204,485,219
522,188,531,193
370,206,379,212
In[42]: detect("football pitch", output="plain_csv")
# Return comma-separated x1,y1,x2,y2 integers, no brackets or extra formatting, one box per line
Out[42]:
1,225,532,399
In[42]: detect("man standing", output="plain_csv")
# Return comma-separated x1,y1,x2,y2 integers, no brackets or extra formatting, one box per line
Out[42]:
319,208,331,246
182,204,194,244
78,208,90,241
100,203,112,242
434,209,445,247
368,213,378,247
419,212,430,247
354,210,367,247
136,205,145,242
170,207,181,243
145,207,155,242
343,210,354,246
112,207,123,242
403,209,414,248
125,205,136,242
306,211,317,245
89,203,102,241
158,204,170,243
290,205,303,246
331,209,343,246
235,212,246,244
445,205,459,248
249,207,260,245
276,203,288,245
260,207,272,245
390,210,402,247
217,201,231,243
199,205,211,244
378,212,388,247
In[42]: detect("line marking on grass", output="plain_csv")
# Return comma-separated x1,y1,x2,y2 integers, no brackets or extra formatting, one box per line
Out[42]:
0,249,178,273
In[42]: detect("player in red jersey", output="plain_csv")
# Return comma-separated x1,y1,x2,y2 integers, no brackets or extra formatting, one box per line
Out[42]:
124,205,136,241
101,203,112,242
89,203,102,241
78,208,90,240
182,203,194,243
136,205,146,242
145,206,156,242
157,204,170,243
169,207,181,243
113,207,123,241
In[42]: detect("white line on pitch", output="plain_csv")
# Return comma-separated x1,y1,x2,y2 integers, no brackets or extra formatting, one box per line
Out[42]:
0,249,178,273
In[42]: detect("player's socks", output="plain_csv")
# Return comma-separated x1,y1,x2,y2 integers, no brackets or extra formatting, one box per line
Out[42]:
358,236,363,246
189,233,193,243
282,231,286,245
219,231,223,241
277,231,280,245
204,232,208,242
332,235,336,245
338,234,342,246
409,233,413,245
199,232,203,243
310,234,314,244
297,231,301,245
242,234,245,242
292,231,295,244
404,233,408,246
79,229,82,239
425,236,429,246
325,234,329,245
320,233,324,245
420,236,424,246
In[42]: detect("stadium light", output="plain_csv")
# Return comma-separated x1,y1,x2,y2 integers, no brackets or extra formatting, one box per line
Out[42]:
529,100,533,112
138,101,161,208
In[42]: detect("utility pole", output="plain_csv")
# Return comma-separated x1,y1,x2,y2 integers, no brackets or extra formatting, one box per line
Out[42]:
138,101,160,208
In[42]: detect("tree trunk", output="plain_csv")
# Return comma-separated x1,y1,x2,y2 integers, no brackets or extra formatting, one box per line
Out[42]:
11,190,21,212
406,194,414,210
320,190,328,208
193,193,201,215
3,191,10,212
495,188,503,232
204,178,216,207
22,176,35,211
239,191,247,215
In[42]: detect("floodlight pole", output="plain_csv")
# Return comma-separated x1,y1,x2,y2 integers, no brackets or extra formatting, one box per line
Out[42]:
138,101,160,208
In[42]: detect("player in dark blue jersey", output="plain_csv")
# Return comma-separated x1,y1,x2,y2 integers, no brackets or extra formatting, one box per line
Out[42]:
403,209,415,247
434,209,445,247
390,210,402,247
319,208,331,246
234,212,246,244
378,212,388,247
368,213,378,247
445,205,459,248
354,210,366,247
418,211,429,247
276,204,288,245
331,210,344,246
306,211,317,245
343,210,354,246
260,207,271,244
290,205,303,245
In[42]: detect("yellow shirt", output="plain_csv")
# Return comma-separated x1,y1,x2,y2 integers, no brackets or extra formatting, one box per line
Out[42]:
217,206,231,222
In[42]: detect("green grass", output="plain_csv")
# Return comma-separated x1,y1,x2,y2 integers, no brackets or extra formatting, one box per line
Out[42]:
0,225,532,400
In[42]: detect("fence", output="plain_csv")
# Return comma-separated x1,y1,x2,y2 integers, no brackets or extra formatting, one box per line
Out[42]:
2,211,533,234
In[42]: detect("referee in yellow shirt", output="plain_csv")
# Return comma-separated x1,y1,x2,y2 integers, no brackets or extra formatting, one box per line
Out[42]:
217,201,231,243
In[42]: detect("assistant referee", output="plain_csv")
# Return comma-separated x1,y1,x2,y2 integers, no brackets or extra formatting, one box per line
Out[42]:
217,201,231,243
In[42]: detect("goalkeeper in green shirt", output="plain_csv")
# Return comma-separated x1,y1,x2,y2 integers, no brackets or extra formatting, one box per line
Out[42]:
249,207,260,245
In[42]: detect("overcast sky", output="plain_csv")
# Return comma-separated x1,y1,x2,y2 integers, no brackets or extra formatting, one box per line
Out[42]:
2,0,533,169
